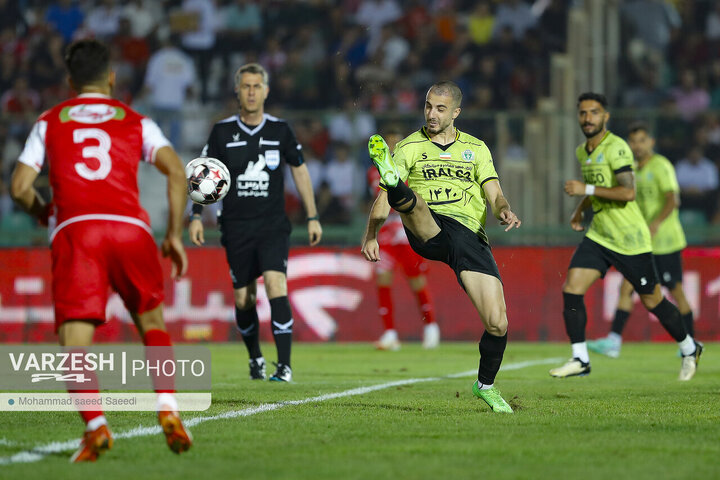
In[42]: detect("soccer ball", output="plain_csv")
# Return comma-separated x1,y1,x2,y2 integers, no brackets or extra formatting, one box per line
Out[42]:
186,157,231,205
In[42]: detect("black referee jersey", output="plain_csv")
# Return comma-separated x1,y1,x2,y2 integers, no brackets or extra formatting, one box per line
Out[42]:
191,113,304,221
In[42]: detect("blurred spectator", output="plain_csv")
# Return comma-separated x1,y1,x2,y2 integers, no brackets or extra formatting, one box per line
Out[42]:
327,98,376,147
323,142,358,223
675,146,719,221
45,0,84,43
671,69,710,122
0,0,26,35
468,2,494,46
180,0,219,103
85,0,124,41
622,68,666,108
0,120,22,220
537,0,569,52
400,0,431,41
0,50,19,94
259,36,287,76
621,0,680,75
356,0,402,53
493,0,537,41
706,2,720,41
218,0,262,80
1,77,40,117
122,0,159,39
142,35,196,149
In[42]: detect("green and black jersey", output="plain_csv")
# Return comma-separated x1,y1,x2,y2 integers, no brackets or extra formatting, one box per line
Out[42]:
575,131,651,255
391,127,499,243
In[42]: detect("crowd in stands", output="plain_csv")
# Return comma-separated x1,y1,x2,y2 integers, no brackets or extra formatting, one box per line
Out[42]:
0,0,719,231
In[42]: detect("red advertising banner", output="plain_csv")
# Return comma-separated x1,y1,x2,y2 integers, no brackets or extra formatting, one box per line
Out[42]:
1,246,718,343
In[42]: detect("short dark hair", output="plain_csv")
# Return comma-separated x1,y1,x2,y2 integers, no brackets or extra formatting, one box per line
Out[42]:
65,39,110,89
627,122,651,136
234,63,269,87
577,92,608,109
429,81,463,108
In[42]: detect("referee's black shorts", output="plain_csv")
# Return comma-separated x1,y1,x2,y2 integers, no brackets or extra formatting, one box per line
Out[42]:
569,236,658,294
404,209,501,288
220,215,291,289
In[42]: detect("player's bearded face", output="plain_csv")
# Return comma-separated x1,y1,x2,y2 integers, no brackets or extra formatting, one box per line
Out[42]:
577,100,609,139
236,73,268,113
424,92,458,135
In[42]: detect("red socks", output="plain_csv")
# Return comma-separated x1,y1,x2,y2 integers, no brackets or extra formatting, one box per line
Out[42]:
378,286,394,330
415,287,436,325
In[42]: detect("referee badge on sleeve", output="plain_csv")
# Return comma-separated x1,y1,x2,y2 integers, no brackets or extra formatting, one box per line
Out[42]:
265,150,280,170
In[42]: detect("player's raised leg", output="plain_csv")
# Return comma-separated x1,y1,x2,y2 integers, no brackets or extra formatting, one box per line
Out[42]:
550,267,600,378
264,270,294,382
134,305,192,453
368,135,440,242
588,278,634,358
459,271,513,413
233,281,266,379
60,320,114,463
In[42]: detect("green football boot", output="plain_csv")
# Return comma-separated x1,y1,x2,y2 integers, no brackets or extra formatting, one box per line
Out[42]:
368,134,400,187
472,381,513,413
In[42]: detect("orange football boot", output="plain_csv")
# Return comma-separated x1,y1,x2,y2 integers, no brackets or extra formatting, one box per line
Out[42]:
70,424,114,463
158,410,193,454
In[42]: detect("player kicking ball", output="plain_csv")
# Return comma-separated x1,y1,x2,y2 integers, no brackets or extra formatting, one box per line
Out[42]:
362,81,521,413
10,39,192,461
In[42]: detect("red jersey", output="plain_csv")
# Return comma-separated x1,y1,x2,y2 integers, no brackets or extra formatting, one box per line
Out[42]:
367,166,408,246
18,93,171,242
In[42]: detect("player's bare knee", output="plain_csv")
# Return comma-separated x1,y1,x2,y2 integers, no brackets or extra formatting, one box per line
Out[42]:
484,310,508,336
234,294,256,310
639,292,662,310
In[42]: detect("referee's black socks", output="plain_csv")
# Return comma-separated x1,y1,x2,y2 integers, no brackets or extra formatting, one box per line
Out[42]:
236,306,262,359
270,296,293,366
477,331,507,386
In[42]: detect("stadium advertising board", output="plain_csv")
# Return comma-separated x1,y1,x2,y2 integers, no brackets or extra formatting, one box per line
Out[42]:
1,247,718,343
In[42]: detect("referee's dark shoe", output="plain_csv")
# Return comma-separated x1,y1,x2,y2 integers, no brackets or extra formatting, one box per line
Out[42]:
269,363,292,382
549,358,591,378
249,357,266,380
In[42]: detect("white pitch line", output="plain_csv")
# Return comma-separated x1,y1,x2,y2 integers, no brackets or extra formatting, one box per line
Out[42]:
0,357,562,466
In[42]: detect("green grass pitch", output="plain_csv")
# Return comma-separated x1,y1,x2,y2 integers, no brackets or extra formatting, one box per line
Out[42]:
0,342,717,479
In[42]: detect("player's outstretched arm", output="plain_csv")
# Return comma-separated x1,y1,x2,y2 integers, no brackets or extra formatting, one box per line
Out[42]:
10,163,48,225
361,190,391,261
290,163,322,246
483,180,521,231
154,146,188,278
564,171,636,202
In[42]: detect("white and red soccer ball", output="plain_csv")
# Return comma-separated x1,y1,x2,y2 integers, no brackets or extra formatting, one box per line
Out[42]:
185,157,231,205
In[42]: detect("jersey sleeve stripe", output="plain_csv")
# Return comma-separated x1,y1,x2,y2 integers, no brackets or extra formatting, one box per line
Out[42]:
378,182,387,191
480,176,499,187
141,118,171,163
613,165,633,174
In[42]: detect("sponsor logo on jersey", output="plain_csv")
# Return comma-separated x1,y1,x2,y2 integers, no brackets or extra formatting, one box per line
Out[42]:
236,154,270,197
265,150,280,170
462,149,474,161
596,153,604,163
60,104,125,124
233,133,240,142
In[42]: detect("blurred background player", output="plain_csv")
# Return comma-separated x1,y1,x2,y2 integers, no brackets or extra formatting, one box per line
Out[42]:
189,63,322,382
588,123,696,358
551,93,701,381
362,81,521,413
367,125,439,351
10,39,191,462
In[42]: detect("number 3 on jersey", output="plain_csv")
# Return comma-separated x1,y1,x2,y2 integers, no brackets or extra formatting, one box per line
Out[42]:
73,128,112,180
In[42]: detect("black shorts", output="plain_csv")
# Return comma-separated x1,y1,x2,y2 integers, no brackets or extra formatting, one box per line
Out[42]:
653,251,683,289
220,215,291,288
404,209,500,287
569,237,658,294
